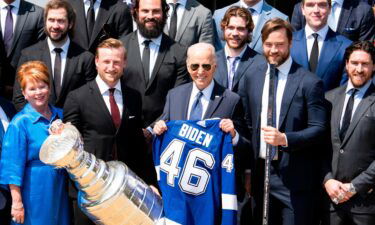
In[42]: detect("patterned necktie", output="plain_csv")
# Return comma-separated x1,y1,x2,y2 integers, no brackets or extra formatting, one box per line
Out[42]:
4,5,14,55
340,88,358,141
227,56,240,90
54,48,63,97
189,91,203,120
86,0,96,37
309,33,319,73
169,3,179,39
109,88,121,129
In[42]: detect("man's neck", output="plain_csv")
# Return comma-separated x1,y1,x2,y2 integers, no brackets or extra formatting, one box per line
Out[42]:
225,44,246,58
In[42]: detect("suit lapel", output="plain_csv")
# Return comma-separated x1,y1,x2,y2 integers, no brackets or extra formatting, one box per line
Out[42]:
180,84,193,119
337,0,352,33
58,42,75,101
331,85,347,143
38,41,56,104
175,1,196,41
147,34,168,90
233,47,255,88
73,0,90,47
204,82,224,119
294,29,310,69
215,50,229,88
118,81,130,134
90,0,114,47
253,65,267,131
278,63,304,129
9,0,29,56
127,32,147,87
316,29,341,79
341,84,375,146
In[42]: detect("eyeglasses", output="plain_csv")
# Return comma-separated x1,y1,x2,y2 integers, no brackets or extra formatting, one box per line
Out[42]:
189,64,212,71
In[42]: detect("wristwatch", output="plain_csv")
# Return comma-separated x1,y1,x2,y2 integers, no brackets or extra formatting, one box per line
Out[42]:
348,183,357,194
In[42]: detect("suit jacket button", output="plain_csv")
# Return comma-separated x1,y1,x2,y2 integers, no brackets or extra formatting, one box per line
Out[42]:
339,149,344,154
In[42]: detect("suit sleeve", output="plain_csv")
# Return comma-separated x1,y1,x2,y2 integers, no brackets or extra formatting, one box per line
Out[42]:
63,91,82,132
198,10,214,45
212,13,224,50
12,53,29,111
174,46,190,87
83,52,97,82
36,8,45,41
116,3,133,39
358,4,375,41
352,161,375,195
283,79,328,151
291,3,303,31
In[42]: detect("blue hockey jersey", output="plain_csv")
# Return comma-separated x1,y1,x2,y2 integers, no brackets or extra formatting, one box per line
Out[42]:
153,120,237,225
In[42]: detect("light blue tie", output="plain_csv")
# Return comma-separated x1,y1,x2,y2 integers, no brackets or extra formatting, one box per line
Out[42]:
189,92,203,120
227,56,240,90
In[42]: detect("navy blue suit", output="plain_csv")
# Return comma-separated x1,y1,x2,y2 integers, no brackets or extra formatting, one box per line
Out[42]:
240,61,328,225
0,97,16,225
291,0,375,41
214,46,268,93
291,28,352,92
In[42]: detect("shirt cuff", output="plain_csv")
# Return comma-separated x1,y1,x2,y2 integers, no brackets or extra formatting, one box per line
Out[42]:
146,126,155,136
232,129,239,146
282,133,288,147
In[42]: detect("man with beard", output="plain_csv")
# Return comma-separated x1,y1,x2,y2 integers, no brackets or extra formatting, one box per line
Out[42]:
120,0,189,129
239,18,328,225
12,0,96,111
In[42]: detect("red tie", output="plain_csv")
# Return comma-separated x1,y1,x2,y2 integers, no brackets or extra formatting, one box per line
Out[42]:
109,88,121,129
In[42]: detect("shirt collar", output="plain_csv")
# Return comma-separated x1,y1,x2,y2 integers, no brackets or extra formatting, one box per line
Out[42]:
95,75,122,95
276,56,293,76
0,0,20,9
24,103,60,124
241,0,263,13
305,24,329,39
83,0,102,4
137,31,162,47
191,80,214,100
47,37,70,54
224,45,248,59
346,78,372,96
332,0,343,6
166,0,186,7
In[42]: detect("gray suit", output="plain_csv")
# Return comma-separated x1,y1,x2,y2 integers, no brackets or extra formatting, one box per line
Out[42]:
213,1,288,53
164,0,214,46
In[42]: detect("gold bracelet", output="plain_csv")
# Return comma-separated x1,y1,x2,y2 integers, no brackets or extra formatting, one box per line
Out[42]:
11,203,23,210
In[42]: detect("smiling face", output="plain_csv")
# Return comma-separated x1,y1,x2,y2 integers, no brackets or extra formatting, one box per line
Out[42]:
302,0,330,32
224,16,249,50
263,28,291,66
346,50,375,88
45,8,72,43
22,79,50,111
95,47,126,87
187,46,216,90
136,0,165,38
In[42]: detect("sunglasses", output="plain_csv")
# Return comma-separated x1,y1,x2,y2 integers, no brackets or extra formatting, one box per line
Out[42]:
189,64,212,71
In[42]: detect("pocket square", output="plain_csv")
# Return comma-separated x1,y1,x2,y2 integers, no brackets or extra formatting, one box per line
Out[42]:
128,116,135,119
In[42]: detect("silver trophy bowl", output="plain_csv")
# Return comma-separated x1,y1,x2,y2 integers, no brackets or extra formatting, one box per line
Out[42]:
39,121,164,225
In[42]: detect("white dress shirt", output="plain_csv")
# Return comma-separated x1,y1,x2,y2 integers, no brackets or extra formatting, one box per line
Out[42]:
241,0,263,28
96,75,124,118
0,106,10,131
166,0,186,33
137,32,162,78
259,56,292,159
305,24,329,61
328,0,343,32
0,0,20,37
83,0,101,20
340,79,372,128
47,37,70,85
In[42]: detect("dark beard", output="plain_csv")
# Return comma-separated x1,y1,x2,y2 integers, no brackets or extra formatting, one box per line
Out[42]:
136,18,165,39
45,28,69,43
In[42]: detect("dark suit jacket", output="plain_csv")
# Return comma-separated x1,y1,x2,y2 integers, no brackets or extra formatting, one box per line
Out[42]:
0,0,44,87
120,32,190,127
214,46,268,93
12,39,96,111
63,80,153,184
240,61,328,191
325,83,375,213
291,28,352,92
291,0,375,41
68,0,133,53
0,97,16,212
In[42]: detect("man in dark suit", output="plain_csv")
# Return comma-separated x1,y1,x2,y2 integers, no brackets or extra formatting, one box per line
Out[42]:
63,38,152,225
240,18,328,225
0,85,17,225
12,0,96,111
291,0,375,42
120,0,189,128
324,41,375,224
213,0,288,53
163,0,214,47
291,0,352,92
67,0,133,53
214,6,267,93
0,0,44,99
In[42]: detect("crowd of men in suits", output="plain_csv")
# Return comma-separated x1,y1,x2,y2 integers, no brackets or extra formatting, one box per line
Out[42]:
0,0,374,224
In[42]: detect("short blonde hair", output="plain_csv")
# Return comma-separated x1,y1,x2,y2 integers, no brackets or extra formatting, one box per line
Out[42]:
17,61,50,90
96,38,127,60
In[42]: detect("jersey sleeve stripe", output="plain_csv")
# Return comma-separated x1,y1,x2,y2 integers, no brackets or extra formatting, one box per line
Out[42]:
221,194,238,210
155,166,160,181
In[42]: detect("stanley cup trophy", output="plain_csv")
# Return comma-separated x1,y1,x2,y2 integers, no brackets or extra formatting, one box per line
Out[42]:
39,120,164,225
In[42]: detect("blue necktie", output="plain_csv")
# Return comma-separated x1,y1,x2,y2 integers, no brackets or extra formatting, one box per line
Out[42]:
227,56,240,90
189,92,203,120
4,5,14,55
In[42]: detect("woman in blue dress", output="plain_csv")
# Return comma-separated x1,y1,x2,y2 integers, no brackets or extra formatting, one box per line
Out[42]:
0,61,70,225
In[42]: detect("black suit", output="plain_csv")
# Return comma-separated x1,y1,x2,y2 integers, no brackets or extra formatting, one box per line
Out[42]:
68,0,133,53
291,0,375,41
240,61,328,225
0,0,44,94
324,82,375,224
0,97,16,225
121,32,190,127
12,39,96,111
63,79,152,225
